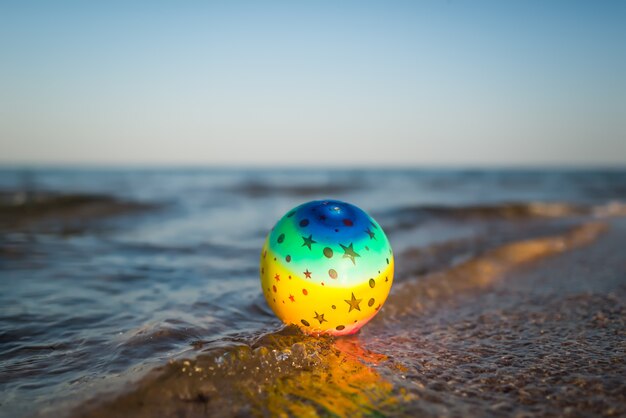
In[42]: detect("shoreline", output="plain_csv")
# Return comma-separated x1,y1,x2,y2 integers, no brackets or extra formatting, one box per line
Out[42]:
68,219,625,418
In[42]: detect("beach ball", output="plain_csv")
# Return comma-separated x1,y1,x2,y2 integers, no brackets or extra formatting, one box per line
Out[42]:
260,200,394,335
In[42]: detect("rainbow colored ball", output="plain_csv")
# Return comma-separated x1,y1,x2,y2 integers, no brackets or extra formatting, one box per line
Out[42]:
260,200,394,336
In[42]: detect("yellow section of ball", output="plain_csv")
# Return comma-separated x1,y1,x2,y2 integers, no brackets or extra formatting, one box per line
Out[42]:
260,243,394,336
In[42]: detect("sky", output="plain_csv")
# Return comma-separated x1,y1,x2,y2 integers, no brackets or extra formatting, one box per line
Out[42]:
0,1,625,167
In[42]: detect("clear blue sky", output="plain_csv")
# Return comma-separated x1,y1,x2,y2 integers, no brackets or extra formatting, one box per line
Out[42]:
1,1,624,166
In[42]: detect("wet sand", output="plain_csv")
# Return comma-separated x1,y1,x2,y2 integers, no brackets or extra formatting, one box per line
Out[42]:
367,219,625,417
71,219,625,418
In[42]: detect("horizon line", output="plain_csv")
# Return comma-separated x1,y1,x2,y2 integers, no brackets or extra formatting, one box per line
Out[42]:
1,162,625,171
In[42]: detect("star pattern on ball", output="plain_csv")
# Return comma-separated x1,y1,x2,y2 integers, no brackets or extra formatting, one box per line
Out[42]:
313,311,327,324
340,243,361,265
303,269,312,278
365,228,376,240
344,292,362,312
301,234,317,250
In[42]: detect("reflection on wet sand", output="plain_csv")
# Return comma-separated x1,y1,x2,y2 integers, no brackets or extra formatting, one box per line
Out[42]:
75,326,399,418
